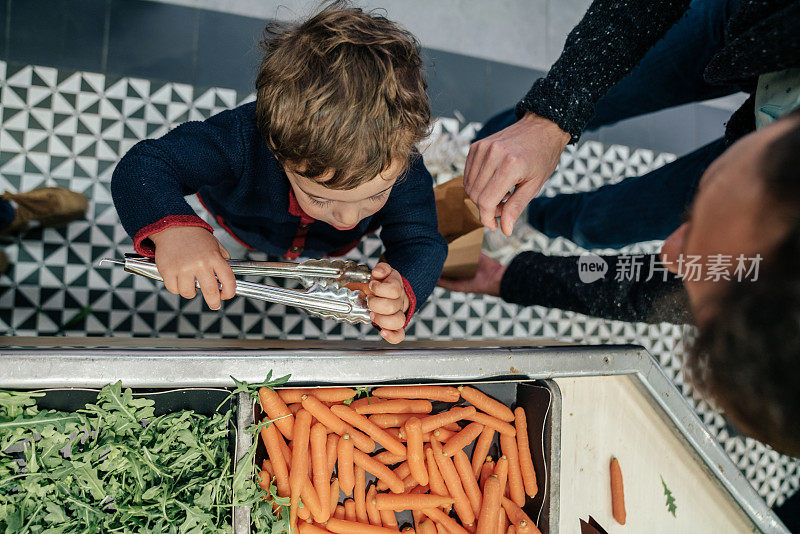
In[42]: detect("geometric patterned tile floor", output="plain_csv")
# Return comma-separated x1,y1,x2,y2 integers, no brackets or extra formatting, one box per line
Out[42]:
0,60,797,507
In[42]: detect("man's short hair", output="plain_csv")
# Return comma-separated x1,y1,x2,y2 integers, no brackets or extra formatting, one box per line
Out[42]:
691,109,800,455
255,1,430,189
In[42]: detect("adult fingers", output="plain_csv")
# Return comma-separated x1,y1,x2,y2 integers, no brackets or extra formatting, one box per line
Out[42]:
197,271,222,310
215,262,238,300
368,295,403,316
437,277,473,293
499,179,540,236
463,140,484,193
218,242,231,260
177,273,198,300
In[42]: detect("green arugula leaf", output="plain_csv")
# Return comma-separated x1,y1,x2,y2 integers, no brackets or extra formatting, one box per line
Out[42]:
660,475,677,517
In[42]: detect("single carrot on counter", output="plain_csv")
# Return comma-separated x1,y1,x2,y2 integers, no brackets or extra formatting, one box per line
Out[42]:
431,438,476,526
471,426,496,478
371,385,461,403
442,422,484,457
610,456,626,525
259,387,295,440
344,281,374,296
458,386,514,422
405,417,429,486
356,399,433,415
311,422,331,523
513,408,538,498
375,494,455,511
338,433,355,496
420,406,476,434
476,475,502,534
278,387,357,404
453,450,482,517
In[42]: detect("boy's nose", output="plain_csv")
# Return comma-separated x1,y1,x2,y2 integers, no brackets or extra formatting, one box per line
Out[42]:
335,206,360,227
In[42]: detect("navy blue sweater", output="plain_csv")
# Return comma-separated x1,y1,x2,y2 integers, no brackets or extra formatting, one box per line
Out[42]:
111,102,448,320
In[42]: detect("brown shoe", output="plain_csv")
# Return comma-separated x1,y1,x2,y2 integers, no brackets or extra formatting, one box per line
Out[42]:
2,187,89,234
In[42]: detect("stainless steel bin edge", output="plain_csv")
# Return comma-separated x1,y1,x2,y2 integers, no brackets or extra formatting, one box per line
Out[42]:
0,344,787,533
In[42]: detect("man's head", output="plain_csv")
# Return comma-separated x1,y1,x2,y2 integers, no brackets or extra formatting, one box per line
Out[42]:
661,110,800,454
255,2,430,228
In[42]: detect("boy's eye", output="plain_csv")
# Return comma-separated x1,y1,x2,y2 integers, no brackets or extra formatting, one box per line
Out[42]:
308,196,331,206
370,190,389,202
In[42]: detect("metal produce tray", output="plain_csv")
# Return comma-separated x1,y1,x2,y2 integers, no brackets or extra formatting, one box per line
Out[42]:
242,380,561,533
0,339,789,533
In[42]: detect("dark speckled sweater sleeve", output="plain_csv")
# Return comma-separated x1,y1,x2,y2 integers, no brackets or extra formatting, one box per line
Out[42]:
516,0,692,142
500,251,691,324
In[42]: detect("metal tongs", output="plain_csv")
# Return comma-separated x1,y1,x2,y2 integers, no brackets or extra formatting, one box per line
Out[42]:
98,254,372,324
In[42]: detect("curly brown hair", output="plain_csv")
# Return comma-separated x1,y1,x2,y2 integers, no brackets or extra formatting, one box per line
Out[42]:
255,1,430,190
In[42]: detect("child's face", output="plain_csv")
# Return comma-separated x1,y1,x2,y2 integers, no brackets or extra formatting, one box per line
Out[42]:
284,159,404,230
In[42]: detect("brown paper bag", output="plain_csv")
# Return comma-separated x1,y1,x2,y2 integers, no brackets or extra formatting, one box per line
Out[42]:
435,176,484,279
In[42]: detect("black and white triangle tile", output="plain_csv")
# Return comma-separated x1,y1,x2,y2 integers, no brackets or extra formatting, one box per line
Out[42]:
0,60,797,507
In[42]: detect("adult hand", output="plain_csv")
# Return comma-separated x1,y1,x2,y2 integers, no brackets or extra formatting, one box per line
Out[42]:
464,112,570,236
437,253,507,297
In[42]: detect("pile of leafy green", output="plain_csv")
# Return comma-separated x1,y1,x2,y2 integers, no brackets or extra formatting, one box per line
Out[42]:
0,381,283,533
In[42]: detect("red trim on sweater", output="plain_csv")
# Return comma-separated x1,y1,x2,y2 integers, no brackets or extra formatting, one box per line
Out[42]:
196,193,256,251
133,215,213,257
400,274,416,327
285,189,315,259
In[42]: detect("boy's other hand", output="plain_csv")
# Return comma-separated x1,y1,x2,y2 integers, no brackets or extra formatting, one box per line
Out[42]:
437,253,506,296
367,262,410,344
150,226,237,310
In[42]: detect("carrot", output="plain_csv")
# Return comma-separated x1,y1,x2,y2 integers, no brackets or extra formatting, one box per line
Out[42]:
417,519,438,534
259,387,296,440
479,458,495,491
258,469,272,491
471,427,496,478
344,498,357,522
329,478,340,516
458,386,514,422
464,412,516,437
278,437,293,470
327,434,340,477
311,422,331,523
379,508,398,528
401,528,416,534
366,484,382,526
338,433,355,496
301,476,327,523
610,457,626,525
500,497,533,525
405,417,429,486
331,404,407,456
355,465,368,523
513,408,538,498
421,507,470,534
370,413,430,429
376,494,455,511
498,507,508,534
453,450,482,518
290,410,313,529
494,456,509,497
514,520,541,534
506,527,516,534
344,281,374,296
356,399,433,415
420,406,476,434
377,461,411,492
299,523,334,534
261,423,290,497
400,473,421,493
442,422,484,457
500,434,525,507
374,450,407,464
334,505,346,519
431,439,475,526
302,395,375,453
326,517,400,534
409,484,430,524
288,402,303,415
353,449,405,494
279,387,357,404
399,427,456,444
476,475,501,534
424,446,448,499
371,386,461,403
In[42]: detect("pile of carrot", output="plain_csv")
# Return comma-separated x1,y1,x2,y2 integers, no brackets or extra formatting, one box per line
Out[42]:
257,384,542,534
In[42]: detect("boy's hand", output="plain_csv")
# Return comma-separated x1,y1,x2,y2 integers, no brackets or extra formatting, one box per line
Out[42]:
367,262,410,344
150,226,237,310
